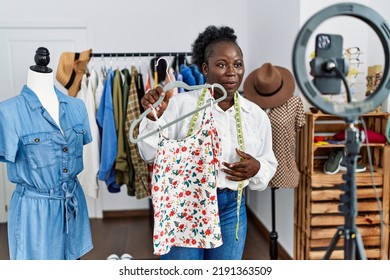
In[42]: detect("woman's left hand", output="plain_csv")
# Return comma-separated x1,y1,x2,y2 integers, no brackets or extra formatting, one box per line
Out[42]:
221,148,261,181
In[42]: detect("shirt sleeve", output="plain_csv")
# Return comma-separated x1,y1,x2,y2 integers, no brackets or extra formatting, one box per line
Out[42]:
295,97,306,131
137,117,160,163
0,106,19,163
248,111,278,191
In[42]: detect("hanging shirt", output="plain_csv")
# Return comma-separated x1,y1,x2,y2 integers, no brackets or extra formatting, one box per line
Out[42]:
96,69,121,192
121,68,135,196
267,96,305,188
174,70,184,93
124,67,149,199
145,71,152,92
113,69,130,187
189,64,205,85
77,72,101,198
135,68,145,114
179,64,196,86
138,89,277,192
94,70,105,112
151,105,223,255
0,85,93,259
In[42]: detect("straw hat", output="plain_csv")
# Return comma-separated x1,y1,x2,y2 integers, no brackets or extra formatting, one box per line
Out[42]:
243,63,295,109
56,49,92,97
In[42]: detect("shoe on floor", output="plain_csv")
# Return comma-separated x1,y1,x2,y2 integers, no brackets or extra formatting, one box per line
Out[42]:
323,149,343,175
120,253,134,260
106,253,120,260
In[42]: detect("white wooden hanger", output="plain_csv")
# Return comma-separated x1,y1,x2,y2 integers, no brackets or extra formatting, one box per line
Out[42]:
129,81,227,143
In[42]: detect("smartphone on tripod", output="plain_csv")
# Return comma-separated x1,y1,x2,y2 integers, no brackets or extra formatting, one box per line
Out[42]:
312,33,344,94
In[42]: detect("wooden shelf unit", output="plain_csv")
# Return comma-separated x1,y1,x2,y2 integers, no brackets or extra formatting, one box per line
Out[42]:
294,111,390,260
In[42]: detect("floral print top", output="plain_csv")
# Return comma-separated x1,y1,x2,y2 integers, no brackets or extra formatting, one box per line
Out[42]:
151,106,222,255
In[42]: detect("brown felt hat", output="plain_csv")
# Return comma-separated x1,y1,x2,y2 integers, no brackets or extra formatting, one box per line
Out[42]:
56,49,92,97
243,63,295,109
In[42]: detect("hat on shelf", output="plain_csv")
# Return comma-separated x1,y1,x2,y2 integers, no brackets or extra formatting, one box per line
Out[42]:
56,49,92,97
243,63,295,109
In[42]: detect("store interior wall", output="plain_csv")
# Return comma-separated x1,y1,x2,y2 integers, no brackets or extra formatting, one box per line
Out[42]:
0,0,250,219
243,0,390,257
0,0,389,258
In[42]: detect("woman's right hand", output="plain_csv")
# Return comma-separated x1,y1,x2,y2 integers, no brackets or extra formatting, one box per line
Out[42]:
141,86,171,120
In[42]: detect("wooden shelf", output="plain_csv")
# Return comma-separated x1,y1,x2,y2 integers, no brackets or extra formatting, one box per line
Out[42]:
313,143,385,151
294,112,389,260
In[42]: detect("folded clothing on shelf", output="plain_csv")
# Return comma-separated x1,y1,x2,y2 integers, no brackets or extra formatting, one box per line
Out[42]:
333,128,387,144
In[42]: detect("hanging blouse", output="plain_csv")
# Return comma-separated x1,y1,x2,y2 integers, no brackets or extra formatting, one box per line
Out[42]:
151,105,223,255
94,69,105,112
121,68,135,196
267,96,305,188
76,71,100,199
113,69,130,186
124,66,149,199
96,69,121,192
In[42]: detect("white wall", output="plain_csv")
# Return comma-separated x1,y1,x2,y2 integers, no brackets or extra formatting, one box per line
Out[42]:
0,0,250,216
371,0,390,111
245,0,301,258
0,0,249,55
245,0,390,258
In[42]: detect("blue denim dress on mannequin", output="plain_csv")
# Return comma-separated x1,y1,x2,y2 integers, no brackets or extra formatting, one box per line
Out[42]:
0,85,93,259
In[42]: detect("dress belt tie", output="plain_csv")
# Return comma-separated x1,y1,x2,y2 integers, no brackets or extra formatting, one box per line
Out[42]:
62,180,79,234
18,179,79,234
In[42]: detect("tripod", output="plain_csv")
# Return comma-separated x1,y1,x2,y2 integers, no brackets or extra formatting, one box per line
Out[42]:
323,122,367,260
269,187,278,260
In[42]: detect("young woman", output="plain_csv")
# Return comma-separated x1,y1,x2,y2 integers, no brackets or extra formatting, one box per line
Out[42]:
137,25,277,260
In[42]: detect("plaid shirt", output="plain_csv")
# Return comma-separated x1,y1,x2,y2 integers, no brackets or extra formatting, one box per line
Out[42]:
125,66,149,199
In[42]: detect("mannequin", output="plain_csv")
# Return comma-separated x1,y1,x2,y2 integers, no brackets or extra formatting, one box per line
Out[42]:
0,47,93,259
266,97,305,258
27,47,60,127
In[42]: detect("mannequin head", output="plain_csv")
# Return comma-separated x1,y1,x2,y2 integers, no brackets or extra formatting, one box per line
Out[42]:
30,47,52,73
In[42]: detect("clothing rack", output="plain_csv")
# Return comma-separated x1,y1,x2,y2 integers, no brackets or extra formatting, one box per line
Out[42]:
91,52,192,58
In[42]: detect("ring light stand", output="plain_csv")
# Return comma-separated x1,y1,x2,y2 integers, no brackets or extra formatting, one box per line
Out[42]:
292,2,390,260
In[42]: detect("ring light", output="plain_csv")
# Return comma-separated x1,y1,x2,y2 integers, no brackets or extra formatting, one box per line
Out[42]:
292,2,390,122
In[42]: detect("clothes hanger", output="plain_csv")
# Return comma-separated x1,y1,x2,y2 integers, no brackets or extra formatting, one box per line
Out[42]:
138,54,141,73
115,54,119,70
100,54,107,78
129,57,227,143
109,54,113,69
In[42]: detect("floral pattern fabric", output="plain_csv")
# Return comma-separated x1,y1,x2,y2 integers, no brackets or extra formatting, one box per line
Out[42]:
151,106,222,255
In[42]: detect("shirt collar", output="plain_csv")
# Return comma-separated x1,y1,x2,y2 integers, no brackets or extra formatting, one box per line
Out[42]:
236,92,251,113
214,92,251,113
22,85,68,110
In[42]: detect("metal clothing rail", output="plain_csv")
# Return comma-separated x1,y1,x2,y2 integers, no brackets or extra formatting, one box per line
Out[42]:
91,52,192,58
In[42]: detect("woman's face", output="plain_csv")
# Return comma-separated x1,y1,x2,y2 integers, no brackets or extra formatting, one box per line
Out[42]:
202,41,245,95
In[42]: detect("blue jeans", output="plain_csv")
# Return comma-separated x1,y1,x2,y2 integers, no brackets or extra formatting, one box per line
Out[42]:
160,188,247,260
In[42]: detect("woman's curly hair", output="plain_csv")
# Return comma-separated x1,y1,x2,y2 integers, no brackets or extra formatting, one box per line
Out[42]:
191,25,241,70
